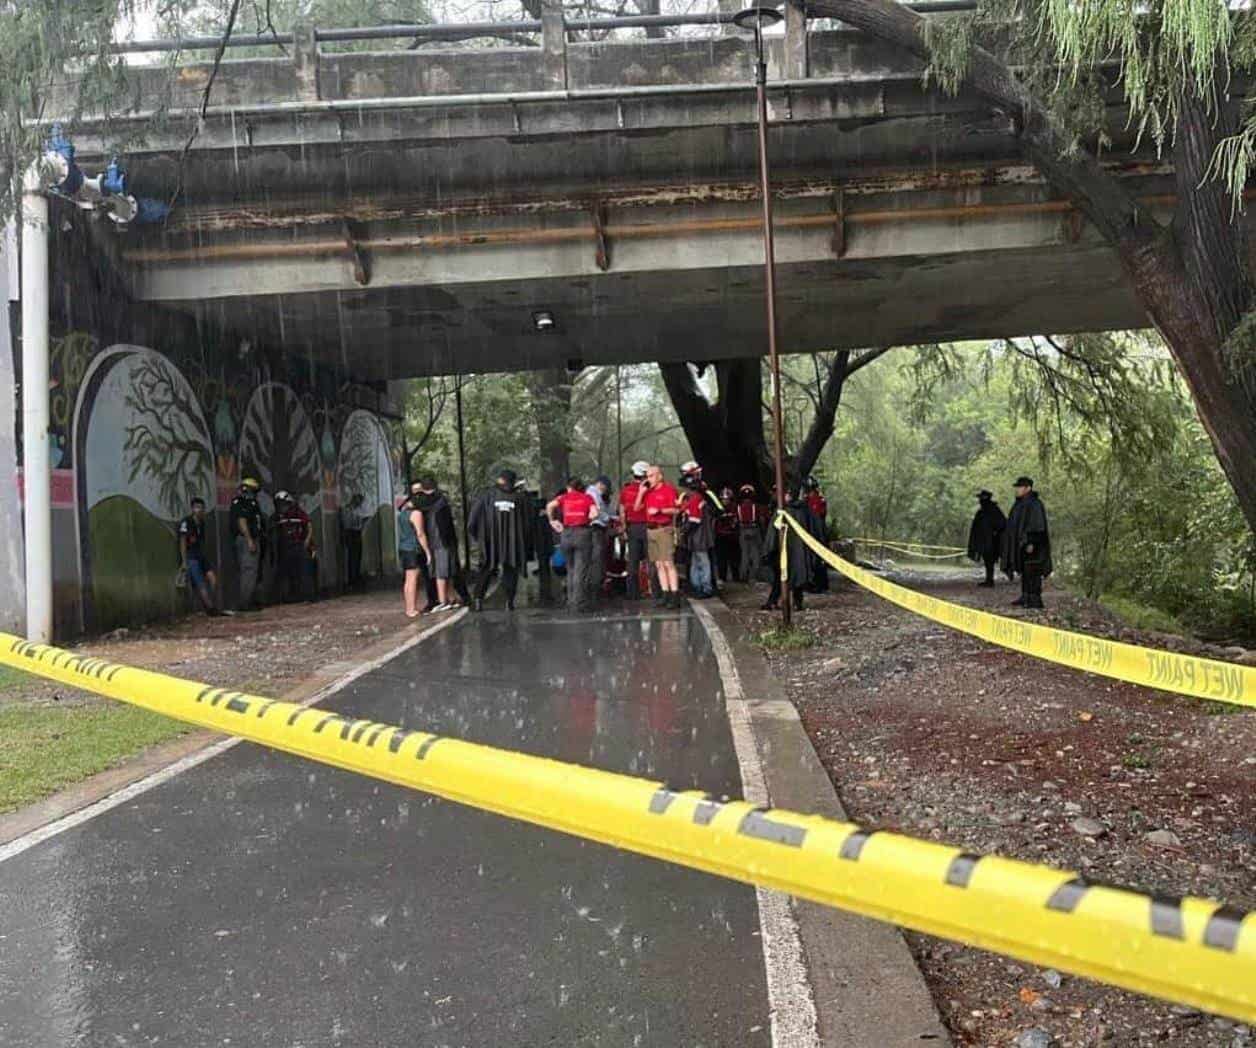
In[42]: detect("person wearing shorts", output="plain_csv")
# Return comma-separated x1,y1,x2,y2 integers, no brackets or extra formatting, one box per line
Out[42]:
179,497,224,617
637,465,682,609
397,489,427,618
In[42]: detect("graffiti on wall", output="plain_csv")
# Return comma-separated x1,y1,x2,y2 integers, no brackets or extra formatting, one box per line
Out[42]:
337,410,400,575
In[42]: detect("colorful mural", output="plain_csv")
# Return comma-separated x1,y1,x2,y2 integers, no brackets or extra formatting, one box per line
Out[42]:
337,409,399,577
76,346,215,630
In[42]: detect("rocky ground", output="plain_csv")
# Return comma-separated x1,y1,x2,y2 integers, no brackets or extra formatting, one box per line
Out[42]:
0,587,423,712
725,568,1255,1048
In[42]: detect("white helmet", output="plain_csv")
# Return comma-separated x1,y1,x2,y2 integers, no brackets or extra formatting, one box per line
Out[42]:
680,460,700,475
275,490,291,502
631,460,649,478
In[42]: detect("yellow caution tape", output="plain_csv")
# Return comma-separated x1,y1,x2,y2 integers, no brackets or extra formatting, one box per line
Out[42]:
856,540,968,561
850,536,966,552
782,515,1256,710
1,631,1253,1022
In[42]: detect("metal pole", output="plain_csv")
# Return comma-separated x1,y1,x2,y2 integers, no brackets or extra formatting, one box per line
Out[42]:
616,365,624,483
20,170,52,643
753,23,791,628
454,377,470,571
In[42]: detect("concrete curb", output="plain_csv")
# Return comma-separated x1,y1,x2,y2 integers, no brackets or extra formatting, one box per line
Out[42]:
698,597,952,1047
0,610,467,848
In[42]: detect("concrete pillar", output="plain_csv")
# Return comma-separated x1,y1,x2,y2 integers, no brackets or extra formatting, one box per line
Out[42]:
0,223,27,636
541,0,567,92
294,22,320,102
785,0,808,80
20,174,52,643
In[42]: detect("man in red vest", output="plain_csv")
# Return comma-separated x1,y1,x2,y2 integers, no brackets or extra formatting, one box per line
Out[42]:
736,484,765,582
634,464,682,609
618,461,651,599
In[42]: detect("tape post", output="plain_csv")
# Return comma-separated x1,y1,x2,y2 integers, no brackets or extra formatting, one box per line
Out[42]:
1,632,1253,1022
782,515,1256,710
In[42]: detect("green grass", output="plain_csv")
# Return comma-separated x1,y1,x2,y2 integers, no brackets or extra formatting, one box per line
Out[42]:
1100,594,1184,634
0,665,33,692
0,703,189,813
1122,752,1152,770
756,626,817,652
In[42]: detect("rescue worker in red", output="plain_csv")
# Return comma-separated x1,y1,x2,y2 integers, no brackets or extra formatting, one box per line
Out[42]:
618,461,651,600
635,464,682,609
274,490,314,603
736,484,766,582
547,476,599,612
804,476,830,593
713,485,740,583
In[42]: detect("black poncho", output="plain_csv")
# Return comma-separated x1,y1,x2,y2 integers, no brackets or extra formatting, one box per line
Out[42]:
967,500,1007,561
468,486,531,571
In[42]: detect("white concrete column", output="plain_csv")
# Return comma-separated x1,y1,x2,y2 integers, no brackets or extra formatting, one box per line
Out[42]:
20,173,52,644
0,223,27,635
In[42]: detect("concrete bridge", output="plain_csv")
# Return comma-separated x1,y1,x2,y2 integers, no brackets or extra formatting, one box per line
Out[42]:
45,8,1168,381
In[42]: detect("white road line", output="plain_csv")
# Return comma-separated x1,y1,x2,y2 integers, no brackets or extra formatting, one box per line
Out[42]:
688,599,822,1048
0,608,468,866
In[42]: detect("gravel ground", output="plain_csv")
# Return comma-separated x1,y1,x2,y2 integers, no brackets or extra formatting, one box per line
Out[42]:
725,568,1255,1048
1,587,424,712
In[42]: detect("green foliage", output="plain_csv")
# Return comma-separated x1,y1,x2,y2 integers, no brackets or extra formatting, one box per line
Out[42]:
756,626,816,651
1099,594,1182,633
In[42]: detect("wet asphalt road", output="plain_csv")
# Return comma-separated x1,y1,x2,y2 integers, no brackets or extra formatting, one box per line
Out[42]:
0,608,770,1047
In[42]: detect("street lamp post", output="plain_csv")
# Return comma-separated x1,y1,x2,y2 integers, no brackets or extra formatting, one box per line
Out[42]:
735,1,791,628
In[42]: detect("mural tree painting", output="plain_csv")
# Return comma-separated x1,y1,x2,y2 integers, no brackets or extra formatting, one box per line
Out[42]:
337,410,398,577
238,383,322,512
122,355,215,519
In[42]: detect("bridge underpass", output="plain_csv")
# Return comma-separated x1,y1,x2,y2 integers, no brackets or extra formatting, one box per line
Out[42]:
43,18,1181,381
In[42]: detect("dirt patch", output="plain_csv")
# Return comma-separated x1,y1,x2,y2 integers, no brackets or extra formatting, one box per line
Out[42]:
726,571,1255,1048
1,588,417,712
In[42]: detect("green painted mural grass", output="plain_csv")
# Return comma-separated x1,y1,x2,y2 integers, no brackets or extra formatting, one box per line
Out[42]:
0,703,189,813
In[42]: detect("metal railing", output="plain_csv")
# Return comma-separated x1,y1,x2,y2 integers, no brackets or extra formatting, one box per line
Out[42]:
108,1,977,55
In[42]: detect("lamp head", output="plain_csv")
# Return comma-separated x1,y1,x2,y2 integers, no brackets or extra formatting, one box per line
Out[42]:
733,2,784,30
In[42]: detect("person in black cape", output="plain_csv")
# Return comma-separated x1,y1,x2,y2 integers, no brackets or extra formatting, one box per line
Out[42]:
762,487,824,611
967,489,1007,587
468,468,530,611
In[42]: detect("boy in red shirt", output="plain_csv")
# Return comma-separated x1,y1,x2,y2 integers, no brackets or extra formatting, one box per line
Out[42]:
634,464,682,609
546,476,598,612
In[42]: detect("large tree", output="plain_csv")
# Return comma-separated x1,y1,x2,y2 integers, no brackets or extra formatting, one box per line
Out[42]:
804,0,1256,533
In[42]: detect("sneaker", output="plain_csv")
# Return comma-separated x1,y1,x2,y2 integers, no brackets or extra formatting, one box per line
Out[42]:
432,603,450,612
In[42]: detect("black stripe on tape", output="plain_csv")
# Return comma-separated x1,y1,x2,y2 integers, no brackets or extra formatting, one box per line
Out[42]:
388,729,412,753
1046,878,1089,913
416,736,441,760
106,665,124,682
314,714,349,734
196,686,214,704
648,789,677,814
1150,894,1185,940
693,799,722,826
945,853,981,888
366,725,387,748
287,708,309,727
226,696,250,714
839,829,878,861
340,719,364,741
255,701,276,719
738,809,806,847
351,721,371,744
1203,906,1248,952
210,691,231,707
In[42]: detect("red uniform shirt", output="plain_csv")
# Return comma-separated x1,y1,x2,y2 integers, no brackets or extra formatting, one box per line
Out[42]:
683,492,705,522
619,481,649,525
276,504,310,548
642,482,679,525
806,492,828,520
557,490,596,527
736,499,759,527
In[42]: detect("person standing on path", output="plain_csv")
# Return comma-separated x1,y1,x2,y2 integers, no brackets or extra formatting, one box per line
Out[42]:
967,489,1007,587
713,486,740,583
586,475,614,605
548,476,598,612
397,488,428,618
804,477,830,593
736,484,765,583
762,487,822,612
339,492,368,591
680,474,717,599
1002,476,1052,610
274,492,314,604
179,497,224,617
229,478,264,611
412,478,461,611
468,468,530,611
636,464,682,609
619,461,651,599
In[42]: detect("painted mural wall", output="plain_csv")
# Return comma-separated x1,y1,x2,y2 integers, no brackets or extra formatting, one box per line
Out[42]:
8,213,404,638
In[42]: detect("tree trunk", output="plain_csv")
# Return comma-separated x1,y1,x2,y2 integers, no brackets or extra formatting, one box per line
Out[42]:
528,368,573,498
659,361,774,490
808,0,1256,533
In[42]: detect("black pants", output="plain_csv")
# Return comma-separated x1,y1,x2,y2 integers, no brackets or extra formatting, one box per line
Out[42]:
278,547,308,603
626,523,648,599
715,534,740,582
1022,568,1044,607
983,552,997,584
343,530,363,588
589,527,608,603
472,562,519,604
